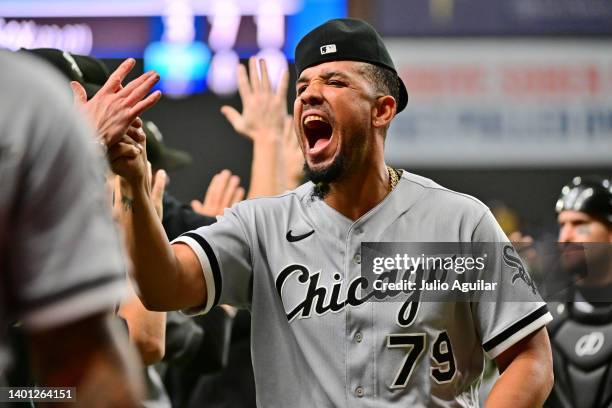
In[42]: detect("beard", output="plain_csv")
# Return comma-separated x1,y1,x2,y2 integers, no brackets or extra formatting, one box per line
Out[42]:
304,154,346,200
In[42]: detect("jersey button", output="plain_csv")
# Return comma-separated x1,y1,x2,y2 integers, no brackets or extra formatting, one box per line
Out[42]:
355,332,363,343
355,386,364,398
353,253,361,264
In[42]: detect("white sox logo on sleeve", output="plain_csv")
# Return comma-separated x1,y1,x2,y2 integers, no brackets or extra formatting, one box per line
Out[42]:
502,245,537,294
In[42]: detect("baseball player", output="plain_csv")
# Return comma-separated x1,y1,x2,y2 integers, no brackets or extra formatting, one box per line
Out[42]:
0,50,143,406
544,176,612,408
119,19,553,407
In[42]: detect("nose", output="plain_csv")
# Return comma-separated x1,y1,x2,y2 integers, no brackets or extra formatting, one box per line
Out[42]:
558,225,575,243
299,81,323,106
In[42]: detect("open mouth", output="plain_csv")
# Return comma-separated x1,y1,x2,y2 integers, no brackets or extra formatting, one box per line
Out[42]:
303,115,333,151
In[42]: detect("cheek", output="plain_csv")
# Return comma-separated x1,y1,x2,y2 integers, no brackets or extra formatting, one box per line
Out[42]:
576,224,592,236
577,223,610,242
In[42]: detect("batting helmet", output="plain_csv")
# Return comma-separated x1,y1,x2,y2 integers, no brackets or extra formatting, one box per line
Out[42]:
556,176,612,224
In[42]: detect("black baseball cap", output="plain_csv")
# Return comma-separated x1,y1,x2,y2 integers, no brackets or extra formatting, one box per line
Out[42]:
20,48,84,84
20,48,109,99
72,54,110,98
295,18,408,113
143,121,193,171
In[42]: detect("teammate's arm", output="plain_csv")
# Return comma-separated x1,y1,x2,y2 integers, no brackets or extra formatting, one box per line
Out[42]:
112,139,207,312
28,313,144,407
486,327,553,407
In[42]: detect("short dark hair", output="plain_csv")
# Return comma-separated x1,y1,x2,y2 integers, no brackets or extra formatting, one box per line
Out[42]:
360,63,401,107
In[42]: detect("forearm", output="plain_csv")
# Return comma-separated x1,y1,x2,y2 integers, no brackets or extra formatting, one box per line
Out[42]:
119,179,186,310
486,354,553,407
29,313,144,408
119,281,166,365
248,137,283,199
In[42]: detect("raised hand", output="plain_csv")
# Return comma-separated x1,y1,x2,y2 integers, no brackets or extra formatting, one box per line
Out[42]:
221,57,289,143
71,58,161,147
191,169,245,217
281,115,304,190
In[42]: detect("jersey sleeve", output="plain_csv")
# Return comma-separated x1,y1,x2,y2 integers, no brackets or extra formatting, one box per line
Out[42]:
171,205,253,315
471,210,553,359
6,95,127,332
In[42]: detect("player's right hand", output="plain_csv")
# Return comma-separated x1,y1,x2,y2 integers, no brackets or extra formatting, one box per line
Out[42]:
108,131,146,186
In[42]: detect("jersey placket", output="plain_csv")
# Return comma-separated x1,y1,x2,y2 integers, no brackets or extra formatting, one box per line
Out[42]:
345,222,376,406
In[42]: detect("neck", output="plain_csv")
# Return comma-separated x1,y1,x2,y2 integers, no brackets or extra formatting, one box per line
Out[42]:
323,161,391,221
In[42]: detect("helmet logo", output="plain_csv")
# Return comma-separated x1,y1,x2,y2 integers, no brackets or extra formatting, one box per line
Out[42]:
575,332,604,356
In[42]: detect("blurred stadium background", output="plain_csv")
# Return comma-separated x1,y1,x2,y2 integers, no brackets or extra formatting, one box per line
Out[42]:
2,0,610,238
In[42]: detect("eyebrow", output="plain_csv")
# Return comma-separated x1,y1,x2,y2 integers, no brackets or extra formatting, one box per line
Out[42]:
296,70,351,86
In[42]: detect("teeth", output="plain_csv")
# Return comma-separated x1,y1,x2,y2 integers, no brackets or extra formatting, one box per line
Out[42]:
304,115,328,124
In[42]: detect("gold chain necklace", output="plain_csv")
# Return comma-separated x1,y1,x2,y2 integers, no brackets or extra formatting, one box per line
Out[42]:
387,165,399,191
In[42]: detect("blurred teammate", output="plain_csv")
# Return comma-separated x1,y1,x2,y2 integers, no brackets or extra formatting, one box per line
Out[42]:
0,51,143,406
545,176,612,408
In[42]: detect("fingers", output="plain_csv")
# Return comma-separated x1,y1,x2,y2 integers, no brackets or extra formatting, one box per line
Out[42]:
283,116,295,143
70,81,87,106
232,186,246,205
190,200,203,212
120,71,153,97
108,141,141,162
204,170,231,211
129,90,162,119
151,169,167,205
101,58,136,95
259,58,271,92
193,170,244,216
123,71,161,106
248,57,260,93
220,174,241,209
131,117,143,129
220,106,245,135
146,161,153,192
276,68,289,99
126,126,146,144
236,63,251,101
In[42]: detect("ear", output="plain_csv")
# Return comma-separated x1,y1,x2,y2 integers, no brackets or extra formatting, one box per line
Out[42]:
372,95,396,129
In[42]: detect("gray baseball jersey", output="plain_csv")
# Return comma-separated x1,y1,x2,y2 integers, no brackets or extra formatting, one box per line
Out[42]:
0,51,126,371
173,171,552,407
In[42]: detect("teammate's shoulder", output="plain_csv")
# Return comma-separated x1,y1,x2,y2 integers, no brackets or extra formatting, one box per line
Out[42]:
0,50,87,150
399,171,489,213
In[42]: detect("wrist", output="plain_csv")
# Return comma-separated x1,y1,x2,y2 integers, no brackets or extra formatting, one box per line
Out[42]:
120,174,148,195
250,129,283,147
